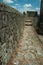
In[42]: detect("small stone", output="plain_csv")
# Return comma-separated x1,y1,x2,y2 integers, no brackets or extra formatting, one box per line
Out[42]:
13,59,19,65
22,62,29,65
21,45,27,51
29,62,37,65
24,53,34,60
36,47,43,57
17,52,23,59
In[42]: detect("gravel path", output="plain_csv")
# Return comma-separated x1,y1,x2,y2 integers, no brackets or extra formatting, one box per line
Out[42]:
7,25,43,65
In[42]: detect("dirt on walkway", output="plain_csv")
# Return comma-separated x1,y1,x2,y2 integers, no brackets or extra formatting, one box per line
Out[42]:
7,25,43,65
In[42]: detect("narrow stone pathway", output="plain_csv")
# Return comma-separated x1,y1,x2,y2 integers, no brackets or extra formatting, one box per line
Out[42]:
7,25,43,65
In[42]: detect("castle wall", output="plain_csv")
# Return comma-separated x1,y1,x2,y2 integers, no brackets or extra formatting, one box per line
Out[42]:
0,3,24,65
37,0,43,34
40,0,43,34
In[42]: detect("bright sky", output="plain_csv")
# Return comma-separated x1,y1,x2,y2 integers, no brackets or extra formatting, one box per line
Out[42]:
0,0,41,14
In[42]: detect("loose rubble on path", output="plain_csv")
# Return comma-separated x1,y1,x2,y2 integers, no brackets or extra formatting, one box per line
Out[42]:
7,25,43,65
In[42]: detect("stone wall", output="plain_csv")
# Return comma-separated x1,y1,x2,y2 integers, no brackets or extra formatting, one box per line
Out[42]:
37,0,43,35
0,3,24,65
27,11,38,17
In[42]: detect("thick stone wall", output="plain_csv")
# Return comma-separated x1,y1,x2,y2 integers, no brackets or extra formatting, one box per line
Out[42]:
38,0,43,35
27,11,38,17
0,3,24,65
